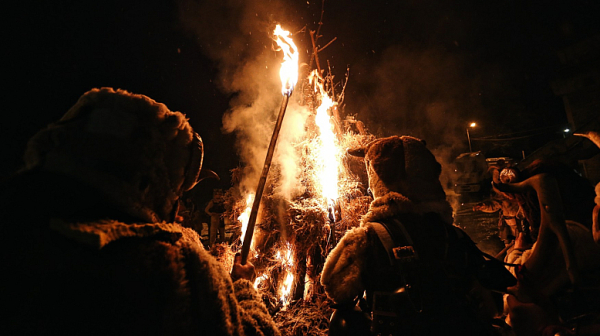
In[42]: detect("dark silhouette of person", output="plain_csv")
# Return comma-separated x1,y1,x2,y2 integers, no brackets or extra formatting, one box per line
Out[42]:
322,136,513,336
0,88,279,336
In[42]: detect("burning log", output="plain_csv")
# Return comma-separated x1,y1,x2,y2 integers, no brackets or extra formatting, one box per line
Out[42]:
219,20,375,332
240,95,291,264
240,25,299,264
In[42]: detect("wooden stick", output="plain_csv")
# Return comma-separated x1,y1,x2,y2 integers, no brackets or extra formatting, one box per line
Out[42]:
337,65,350,105
309,30,322,75
240,94,291,264
318,37,337,53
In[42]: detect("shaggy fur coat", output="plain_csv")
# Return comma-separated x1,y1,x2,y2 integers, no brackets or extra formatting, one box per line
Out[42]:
0,171,279,336
320,191,454,305
320,192,502,335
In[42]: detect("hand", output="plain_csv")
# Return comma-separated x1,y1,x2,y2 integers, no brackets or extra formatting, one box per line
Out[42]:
231,253,255,282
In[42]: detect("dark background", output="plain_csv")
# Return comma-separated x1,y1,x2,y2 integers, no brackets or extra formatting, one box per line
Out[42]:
4,0,600,200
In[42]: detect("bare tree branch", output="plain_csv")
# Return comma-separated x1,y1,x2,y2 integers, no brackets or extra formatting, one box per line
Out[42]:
337,65,350,105
309,30,322,75
317,37,337,53
327,59,336,101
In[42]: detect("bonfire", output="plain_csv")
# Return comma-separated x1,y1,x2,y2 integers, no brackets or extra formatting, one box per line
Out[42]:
216,23,374,335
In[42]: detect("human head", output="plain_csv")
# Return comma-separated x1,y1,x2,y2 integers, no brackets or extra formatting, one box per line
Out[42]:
23,87,209,222
348,135,446,202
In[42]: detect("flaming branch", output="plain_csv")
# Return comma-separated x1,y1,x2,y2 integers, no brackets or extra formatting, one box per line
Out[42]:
240,25,299,264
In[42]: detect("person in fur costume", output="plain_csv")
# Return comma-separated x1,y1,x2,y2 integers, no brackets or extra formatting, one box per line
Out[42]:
0,88,280,336
321,135,508,336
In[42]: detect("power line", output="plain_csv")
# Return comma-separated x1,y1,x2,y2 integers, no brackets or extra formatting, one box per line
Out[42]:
471,124,567,142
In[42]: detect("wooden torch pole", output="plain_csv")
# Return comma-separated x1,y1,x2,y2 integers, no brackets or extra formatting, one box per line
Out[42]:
240,93,291,264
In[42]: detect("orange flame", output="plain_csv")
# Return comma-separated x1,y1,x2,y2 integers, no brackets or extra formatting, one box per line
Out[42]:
309,70,340,205
276,243,295,309
253,273,268,289
274,24,299,96
238,193,255,247
280,272,294,308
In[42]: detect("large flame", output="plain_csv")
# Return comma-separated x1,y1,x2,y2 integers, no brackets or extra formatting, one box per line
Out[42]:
235,24,350,312
238,193,255,246
309,70,340,205
276,243,295,309
274,24,299,96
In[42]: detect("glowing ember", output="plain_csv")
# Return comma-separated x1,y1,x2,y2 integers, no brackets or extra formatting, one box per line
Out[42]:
238,193,255,246
274,24,299,96
253,273,268,289
280,271,294,308
275,243,294,268
276,243,295,309
303,272,311,300
309,70,340,206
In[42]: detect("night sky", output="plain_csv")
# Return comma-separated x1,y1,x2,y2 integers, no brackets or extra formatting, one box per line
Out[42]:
4,0,600,197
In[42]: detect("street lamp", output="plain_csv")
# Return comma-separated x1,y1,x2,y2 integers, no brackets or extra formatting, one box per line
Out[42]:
466,122,476,152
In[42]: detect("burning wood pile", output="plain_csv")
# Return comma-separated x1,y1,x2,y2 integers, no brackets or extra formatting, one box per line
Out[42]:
212,24,374,334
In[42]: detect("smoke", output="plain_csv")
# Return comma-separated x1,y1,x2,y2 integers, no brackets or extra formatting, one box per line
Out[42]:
177,0,309,200
177,0,517,205
275,101,311,199
344,46,486,197
349,46,481,144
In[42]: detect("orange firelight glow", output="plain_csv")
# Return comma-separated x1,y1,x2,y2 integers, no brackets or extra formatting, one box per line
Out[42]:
253,273,269,289
274,24,299,96
238,193,255,246
276,243,295,309
234,23,353,311
309,70,340,207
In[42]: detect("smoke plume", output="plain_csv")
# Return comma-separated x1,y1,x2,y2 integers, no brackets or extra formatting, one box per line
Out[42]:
177,0,309,200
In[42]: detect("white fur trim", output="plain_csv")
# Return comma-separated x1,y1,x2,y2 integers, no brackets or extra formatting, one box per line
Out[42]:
321,226,369,304
49,218,183,249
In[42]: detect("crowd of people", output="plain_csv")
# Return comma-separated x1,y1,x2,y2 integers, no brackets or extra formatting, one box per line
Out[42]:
1,87,599,335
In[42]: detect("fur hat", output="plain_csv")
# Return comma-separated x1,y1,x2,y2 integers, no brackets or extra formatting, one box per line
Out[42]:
348,135,446,203
23,87,212,222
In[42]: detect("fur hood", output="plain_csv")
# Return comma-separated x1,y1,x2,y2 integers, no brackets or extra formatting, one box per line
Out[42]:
321,191,453,304
23,88,198,223
348,135,447,203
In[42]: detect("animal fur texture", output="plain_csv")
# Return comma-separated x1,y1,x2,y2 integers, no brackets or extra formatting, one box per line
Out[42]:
3,216,280,336
323,136,454,304
23,88,196,222
1,88,279,335
320,191,453,304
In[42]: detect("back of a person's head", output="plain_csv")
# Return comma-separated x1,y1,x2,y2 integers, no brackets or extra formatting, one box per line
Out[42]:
21,88,205,223
350,135,446,203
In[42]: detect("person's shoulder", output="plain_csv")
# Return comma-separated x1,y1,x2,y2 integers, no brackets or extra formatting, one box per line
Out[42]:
342,225,369,241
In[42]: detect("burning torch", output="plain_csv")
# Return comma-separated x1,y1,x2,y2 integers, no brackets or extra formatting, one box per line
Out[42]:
240,25,299,264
